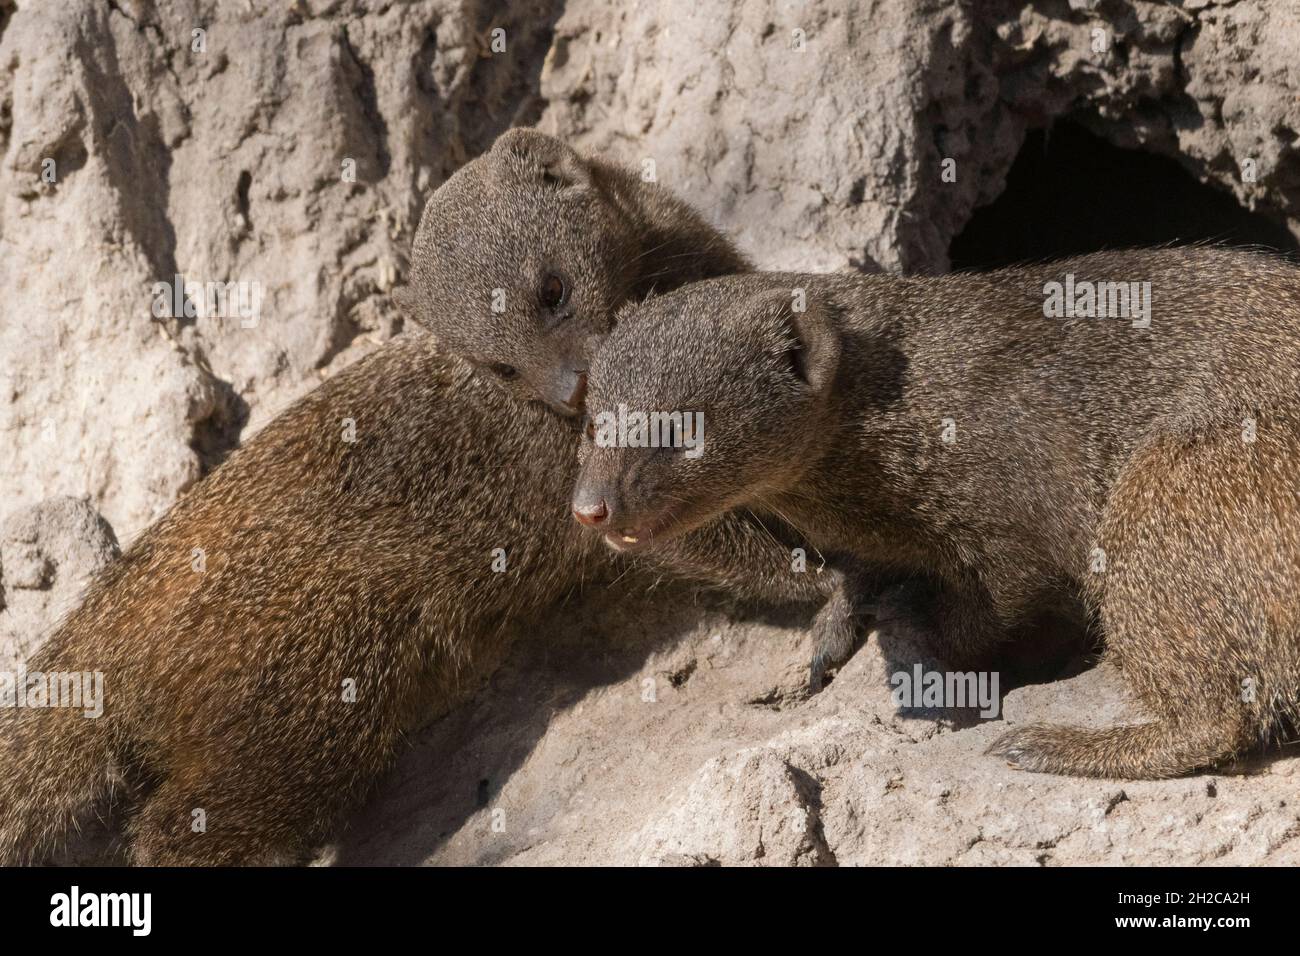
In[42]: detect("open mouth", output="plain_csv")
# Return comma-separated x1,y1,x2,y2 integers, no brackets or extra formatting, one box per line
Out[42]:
601,511,683,553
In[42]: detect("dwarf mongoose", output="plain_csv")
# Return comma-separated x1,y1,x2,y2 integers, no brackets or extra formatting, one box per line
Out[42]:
407,129,863,684
0,130,823,865
405,128,752,419
573,248,1300,779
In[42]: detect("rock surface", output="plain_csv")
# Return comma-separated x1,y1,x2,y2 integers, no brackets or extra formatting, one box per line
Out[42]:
3,0,1300,864
0,497,119,671
1,0,563,538
335,583,1300,866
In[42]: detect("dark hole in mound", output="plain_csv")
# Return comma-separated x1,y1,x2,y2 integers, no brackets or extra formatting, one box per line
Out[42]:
949,119,1299,271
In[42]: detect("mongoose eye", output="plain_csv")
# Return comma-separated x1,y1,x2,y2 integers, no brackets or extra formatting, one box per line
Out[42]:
489,362,518,381
540,274,567,310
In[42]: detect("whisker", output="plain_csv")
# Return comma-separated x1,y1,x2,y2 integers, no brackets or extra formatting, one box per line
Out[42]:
751,493,828,572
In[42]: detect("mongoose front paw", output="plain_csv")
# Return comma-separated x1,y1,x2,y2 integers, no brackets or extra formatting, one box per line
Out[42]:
807,589,863,693
808,650,834,694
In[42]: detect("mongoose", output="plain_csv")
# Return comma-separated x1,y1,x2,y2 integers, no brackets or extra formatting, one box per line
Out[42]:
573,247,1300,779
404,128,752,419
0,130,825,866
406,129,862,685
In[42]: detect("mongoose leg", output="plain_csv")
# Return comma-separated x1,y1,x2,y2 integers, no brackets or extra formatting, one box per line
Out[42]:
928,590,1005,671
654,517,874,691
124,640,413,865
126,779,240,866
808,571,864,692
126,775,314,866
988,715,1251,779
125,743,364,866
652,511,838,606
923,570,1034,673
991,418,1300,778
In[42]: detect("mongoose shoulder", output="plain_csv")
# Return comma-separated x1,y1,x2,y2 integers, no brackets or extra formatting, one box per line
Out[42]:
575,247,1300,779
0,131,760,865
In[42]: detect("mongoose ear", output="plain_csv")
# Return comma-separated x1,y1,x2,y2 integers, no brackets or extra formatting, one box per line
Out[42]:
392,285,416,315
393,284,435,332
491,127,593,190
759,289,839,394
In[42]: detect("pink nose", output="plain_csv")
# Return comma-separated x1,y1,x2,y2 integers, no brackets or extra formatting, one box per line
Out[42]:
573,499,608,527
564,372,588,411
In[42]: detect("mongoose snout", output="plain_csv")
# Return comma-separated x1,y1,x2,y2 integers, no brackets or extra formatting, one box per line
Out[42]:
571,493,608,527
561,370,588,414
569,489,664,552
572,444,725,554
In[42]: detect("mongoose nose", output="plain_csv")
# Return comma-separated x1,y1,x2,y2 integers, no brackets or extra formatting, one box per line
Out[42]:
564,372,588,412
573,498,608,527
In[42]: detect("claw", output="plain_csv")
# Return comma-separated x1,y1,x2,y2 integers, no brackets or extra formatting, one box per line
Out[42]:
986,728,1052,774
809,655,828,694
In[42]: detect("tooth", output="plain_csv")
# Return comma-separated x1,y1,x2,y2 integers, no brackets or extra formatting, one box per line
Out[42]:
621,535,638,543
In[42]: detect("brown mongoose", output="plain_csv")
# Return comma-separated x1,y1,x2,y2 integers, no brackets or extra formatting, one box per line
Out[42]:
406,129,865,686
572,247,1300,779
0,130,828,866
404,128,753,419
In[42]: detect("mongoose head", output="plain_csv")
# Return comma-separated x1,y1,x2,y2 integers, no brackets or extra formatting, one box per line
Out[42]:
572,279,841,552
403,128,746,417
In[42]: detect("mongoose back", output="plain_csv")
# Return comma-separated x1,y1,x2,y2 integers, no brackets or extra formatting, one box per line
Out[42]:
0,130,785,865
574,248,1300,779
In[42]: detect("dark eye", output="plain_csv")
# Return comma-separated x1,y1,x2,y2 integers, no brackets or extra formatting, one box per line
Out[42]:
488,362,518,381
540,274,567,310
584,417,596,440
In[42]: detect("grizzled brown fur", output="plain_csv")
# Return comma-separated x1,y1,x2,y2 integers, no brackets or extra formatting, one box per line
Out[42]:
0,131,797,865
0,341,601,864
405,128,751,417
576,248,1300,779
406,129,858,676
